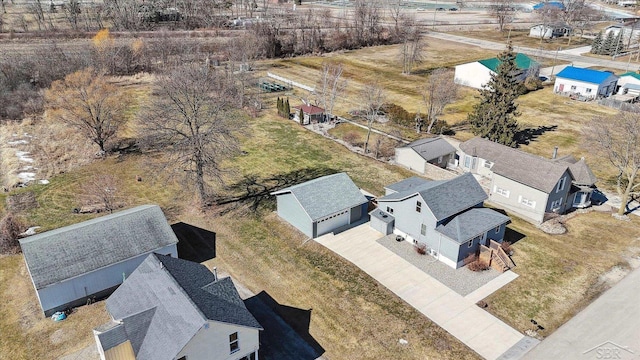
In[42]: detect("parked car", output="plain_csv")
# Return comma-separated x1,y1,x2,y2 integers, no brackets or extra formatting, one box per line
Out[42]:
436,7,446,11
449,7,458,11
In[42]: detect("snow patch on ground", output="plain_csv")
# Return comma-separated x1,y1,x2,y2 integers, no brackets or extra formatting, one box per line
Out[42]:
21,226,41,236
5,133,49,186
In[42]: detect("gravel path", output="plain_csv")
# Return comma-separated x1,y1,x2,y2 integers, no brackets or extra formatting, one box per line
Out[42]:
377,234,500,296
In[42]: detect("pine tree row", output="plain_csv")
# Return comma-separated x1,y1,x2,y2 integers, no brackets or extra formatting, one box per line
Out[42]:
591,30,625,56
276,97,291,119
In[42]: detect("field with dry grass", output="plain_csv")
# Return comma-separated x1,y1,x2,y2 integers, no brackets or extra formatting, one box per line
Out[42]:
449,29,594,51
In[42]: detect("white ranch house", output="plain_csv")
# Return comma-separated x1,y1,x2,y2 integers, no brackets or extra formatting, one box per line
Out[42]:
454,53,539,90
554,66,618,99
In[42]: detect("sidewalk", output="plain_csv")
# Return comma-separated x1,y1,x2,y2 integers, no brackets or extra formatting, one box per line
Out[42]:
316,224,535,360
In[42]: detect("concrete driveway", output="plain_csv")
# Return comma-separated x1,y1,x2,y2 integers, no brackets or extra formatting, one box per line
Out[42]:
523,265,640,360
316,224,535,360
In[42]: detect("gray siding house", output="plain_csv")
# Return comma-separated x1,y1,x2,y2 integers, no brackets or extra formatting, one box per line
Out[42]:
372,173,510,269
395,137,457,172
94,254,261,360
272,173,368,238
20,205,178,316
459,137,597,223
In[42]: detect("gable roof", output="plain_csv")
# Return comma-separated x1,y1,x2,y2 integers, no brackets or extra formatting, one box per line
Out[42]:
19,205,178,290
477,53,538,72
400,137,456,161
555,66,618,84
271,173,367,221
101,254,261,360
385,176,444,194
619,71,640,81
555,155,598,186
460,137,570,193
436,208,510,243
293,104,324,115
379,173,488,221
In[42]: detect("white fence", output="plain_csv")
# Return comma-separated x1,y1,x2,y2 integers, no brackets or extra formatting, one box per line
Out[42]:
266,72,315,92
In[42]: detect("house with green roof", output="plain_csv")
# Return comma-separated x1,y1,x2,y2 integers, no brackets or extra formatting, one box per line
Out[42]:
616,71,640,97
454,53,539,90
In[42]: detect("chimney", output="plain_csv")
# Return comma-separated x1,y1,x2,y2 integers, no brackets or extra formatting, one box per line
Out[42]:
552,146,558,159
212,266,218,282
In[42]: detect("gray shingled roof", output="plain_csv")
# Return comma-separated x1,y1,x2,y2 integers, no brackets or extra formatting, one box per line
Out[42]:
271,172,367,221
459,137,570,193
385,176,444,194
101,254,261,360
556,155,597,186
379,173,488,221
19,205,179,289
95,322,128,351
401,137,456,161
435,208,510,244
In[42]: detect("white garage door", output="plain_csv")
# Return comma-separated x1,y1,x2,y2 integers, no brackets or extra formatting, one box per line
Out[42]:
316,210,350,237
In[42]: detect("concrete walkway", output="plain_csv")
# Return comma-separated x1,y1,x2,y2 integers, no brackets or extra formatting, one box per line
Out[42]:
465,271,519,304
316,224,531,360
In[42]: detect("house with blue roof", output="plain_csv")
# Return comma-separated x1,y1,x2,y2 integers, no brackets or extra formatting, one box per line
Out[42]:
454,53,539,90
271,172,369,238
370,173,511,269
554,66,618,99
532,1,564,10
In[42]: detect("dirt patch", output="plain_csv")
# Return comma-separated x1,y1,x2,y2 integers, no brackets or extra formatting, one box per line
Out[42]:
50,329,70,345
6,192,38,212
599,265,629,286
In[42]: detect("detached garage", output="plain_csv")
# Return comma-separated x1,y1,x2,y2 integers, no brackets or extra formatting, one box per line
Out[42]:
271,172,368,238
20,205,178,316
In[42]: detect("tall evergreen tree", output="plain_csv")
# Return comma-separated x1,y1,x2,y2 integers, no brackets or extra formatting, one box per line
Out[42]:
468,43,520,147
591,31,603,54
612,30,625,56
285,98,290,118
602,31,615,55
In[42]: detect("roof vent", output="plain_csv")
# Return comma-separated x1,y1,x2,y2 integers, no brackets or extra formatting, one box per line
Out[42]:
213,266,218,282
552,146,558,159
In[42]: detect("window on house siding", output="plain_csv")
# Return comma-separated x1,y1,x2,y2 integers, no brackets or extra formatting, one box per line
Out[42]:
239,353,257,360
494,186,510,198
483,160,493,168
229,332,239,354
438,156,443,163
421,224,426,235
416,201,422,213
519,196,536,208
177,357,186,360
570,85,577,90
557,177,566,192
495,225,501,233
468,239,473,248
586,88,592,93
386,206,394,214
551,198,563,210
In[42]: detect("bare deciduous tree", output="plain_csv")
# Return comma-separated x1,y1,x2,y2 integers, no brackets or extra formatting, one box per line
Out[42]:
315,61,347,120
140,65,245,206
398,16,424,75
45,68,129,153
360,81,386,154
422,69,458,133
585,111,640,216
491,0,515,32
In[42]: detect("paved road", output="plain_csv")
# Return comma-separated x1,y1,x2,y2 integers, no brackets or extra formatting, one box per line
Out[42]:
523,264,640,360
316,223,536,360
426,32,637,71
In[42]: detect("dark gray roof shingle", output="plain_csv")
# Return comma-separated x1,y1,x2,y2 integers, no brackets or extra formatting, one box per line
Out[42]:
271,173,367,221
96,322,128,351
459,137,569,193
379,173,488,221
401,137,456,161
555,156,597,186
435,208,510,243
385,176,444,194
19,205,179,289
101,254,261,360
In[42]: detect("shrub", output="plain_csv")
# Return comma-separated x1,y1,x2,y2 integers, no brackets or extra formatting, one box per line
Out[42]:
415,243,427,255
464,253,490,271
343,131,362,147
501,241,513,255
0,213,26,254
382,103,413,128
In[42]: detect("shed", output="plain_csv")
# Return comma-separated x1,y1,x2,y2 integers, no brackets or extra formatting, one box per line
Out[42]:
293,104,325,125
271,173,368,238
20,205,178,316
529,23,572,39
454,53,539,90
395,137,456,172
617,71,640,94
554,66,618,99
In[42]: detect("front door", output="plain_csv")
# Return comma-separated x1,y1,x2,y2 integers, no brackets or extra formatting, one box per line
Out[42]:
559,84,564,92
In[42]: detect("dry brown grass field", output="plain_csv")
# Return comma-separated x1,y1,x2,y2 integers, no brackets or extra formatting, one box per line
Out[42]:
1,37,638,359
